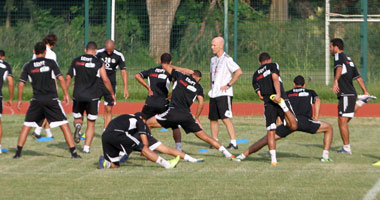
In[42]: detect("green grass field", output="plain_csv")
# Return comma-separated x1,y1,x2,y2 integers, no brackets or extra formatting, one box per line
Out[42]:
1,115,380,199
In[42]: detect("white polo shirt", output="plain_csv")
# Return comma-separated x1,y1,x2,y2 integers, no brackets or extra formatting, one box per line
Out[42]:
32,46,57,62
208,52,240,98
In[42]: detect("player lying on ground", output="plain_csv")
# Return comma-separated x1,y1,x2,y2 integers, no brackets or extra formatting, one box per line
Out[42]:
250,52,298,165
237,75,333,162
13,42,80,159
145,63,237,160
99,113,180,169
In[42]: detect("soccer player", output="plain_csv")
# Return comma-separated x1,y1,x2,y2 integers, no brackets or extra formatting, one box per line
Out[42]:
31,34,59,139
145,64,236,160
135,53,188,151
250,52,298,165
66,41,115,153
236,75,333,162
96,40,129,129
13,42,80,159
0,50,14,154
209,37,243,149
330,38,376,155
99,113,180,169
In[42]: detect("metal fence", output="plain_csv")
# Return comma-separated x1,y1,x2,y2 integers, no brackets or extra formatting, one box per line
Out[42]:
0,0,379,87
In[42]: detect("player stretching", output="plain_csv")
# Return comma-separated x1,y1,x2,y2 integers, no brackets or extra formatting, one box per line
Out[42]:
96,40,129,129
0,50,14,154
330,38,376,155
145,64,236,160
13,42,80,159
250,52,297,165
236,75,333,162
99,113,180,169
66,42,115,153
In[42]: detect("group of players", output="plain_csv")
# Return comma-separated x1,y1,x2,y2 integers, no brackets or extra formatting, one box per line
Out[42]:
0,34,377,168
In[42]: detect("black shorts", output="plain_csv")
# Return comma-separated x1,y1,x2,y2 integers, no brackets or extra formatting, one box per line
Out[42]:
338,95,356,118
100,84,116,106
276,116,321,138
102,130,144,164
133,133,162,151
24,98,68,128
141,104,168,120
156,107,202,134
208,96,233,120
72,99,99,120
264,99,294,130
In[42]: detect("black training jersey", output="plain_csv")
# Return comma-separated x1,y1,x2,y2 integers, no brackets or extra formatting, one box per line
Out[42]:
0,60,13,97
105,114,150,138
20,58,61,100
67,54,103,101
286,87,319,119
333,52,360,97
96,48,126,85
139,66,173,107
169,70,204,111
252,62,286,103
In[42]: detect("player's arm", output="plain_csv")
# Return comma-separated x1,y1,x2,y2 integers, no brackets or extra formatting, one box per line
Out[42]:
121,69,129,99
256,90,264,101
195,95,204,130
332,66,342,94
272,73,282,103
6,75,14,106
171,65,193,75
65,75,72,90
17,81,25,110
313,97,321,121
57,75,70,104
221,68,243,91
135,73,153,96
356,77,370,95
100,64,116,102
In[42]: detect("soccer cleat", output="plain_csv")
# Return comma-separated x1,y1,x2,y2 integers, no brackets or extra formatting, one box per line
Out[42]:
168,155,180,168
195,158,204,162
98,156,106,169
321,157,333,162
71,154,81,159
73,124,82,143
270,94,284,105
226,143,238,150
13,154,21,159
271,162,278,166
209,145,214,149
358,95,377,103
372,160,380,166
231,157,241,162
31,132,42,140
337,148,352,155
82,150,90,154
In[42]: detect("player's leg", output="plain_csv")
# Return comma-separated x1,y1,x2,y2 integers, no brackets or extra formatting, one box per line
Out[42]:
154,143,202,162
337,96,355,154
103,105,112,129
172,128,182,151
59,124,80,158
146,116,163,130
0,119,2,154
209,98,220,141
282,100,297,131
194,130,235,159
103,85,115,129
218,96,237,148
42,119,53,138
141,146,180,168
72,100,85,143
337,116,351,154
13,125,33,158
221,118,237,149
315,121,333,161
83,119,95,153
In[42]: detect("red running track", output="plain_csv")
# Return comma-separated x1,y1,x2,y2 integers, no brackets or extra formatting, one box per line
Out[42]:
3,102,380,117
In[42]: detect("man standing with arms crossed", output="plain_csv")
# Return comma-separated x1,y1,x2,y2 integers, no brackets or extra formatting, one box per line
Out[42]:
330,38,376,155
209,37,242,149
96,40,129,129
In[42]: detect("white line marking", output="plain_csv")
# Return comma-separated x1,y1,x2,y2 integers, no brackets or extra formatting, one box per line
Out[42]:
363,177,380,200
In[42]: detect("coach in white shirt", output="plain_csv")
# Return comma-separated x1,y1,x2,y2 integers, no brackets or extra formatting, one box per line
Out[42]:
31,34,58,139
208,37,242,149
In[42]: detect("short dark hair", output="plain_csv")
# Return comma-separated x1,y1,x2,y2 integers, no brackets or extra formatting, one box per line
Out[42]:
43,34,58,47
259,52,271,63
330,38,344,50
0,50,5,57
34,42,47,55
193,70,202,78
86,41,97,50
160,53,172,64
293,75,305,86
134,112,148,120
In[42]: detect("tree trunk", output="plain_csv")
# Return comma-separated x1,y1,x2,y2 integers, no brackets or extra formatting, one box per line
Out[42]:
5,0,14,28
270,0,288,21
146,0,181,62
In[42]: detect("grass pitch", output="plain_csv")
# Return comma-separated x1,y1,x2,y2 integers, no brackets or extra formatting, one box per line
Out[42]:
0,115,380,199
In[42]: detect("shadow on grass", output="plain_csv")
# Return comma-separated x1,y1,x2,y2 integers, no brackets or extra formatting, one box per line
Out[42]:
183,140,211,148
8,148,65,158
363,154,380,160
47,141,71,150
296,143,342,152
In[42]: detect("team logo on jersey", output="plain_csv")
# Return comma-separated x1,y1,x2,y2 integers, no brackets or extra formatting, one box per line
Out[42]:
85,63,95,68
76,61,86,66
158,74,167,79
111,58,116,63
187,85,196,92
0,63,6,69
40,66,50,72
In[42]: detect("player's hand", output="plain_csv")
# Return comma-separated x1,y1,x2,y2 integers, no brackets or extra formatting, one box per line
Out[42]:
112,95,116,104
195,118,203,130
184,69,194,75
63,94,70,106
273,94,281,104
220,85,230,91
363,91,370,96
6,99,12,106
17,101,22,111
148,88,154,96
331,81,340,94
124,89,129,100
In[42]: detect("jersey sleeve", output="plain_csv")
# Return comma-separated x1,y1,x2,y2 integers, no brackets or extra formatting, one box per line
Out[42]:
171,70,182,80
226,57,240,73
310,89,319,103
252,73,260,92
118,57,126,70
271,63,280,76
51,61,62,77
67,60,75,77
139,68,151,79
6,63,13,77
352,66,361,80
136,119,149,136
197,84,204,97
334,53,344,68
19,64,28,83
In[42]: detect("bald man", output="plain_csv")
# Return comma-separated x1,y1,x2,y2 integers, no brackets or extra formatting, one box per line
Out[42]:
96,40,129,129
208,37,243,149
